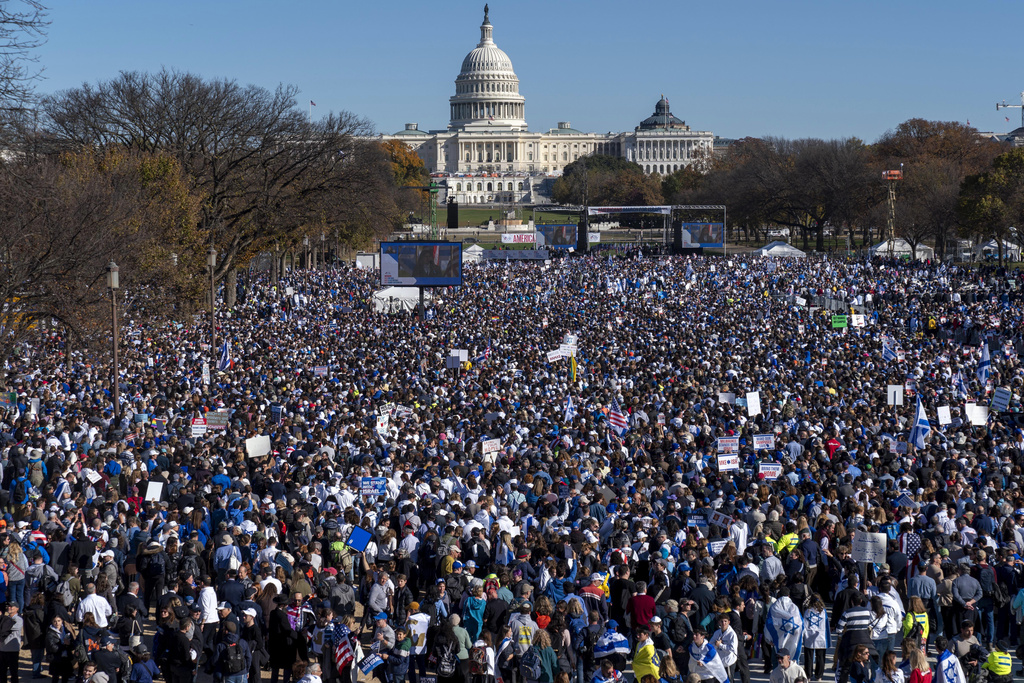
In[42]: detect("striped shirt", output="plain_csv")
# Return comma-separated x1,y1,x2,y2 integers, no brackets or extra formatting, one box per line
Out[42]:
837,606,872,635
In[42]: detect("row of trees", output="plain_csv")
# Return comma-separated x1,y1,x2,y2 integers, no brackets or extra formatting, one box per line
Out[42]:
554,119,1024,261
0,64,415,362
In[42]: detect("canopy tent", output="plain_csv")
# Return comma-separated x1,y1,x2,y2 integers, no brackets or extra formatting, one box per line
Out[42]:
463,244,485,263
754,241,806,258
975,239,1022,261
869,239,934,260
372,287,433,313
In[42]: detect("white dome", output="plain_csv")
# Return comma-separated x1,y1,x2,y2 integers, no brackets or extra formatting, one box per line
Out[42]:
449,6,527,131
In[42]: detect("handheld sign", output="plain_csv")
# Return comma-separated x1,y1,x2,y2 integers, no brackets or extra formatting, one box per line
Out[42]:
481,438,502,455
746,391,762,417
344,526,373,553
936,406,952,426
202,363,210,385
753,434,776,450
144,481,163,502
717,454,739,471
314,365,328,378
759,463,783,480
991,387,1012,413
717,392,736,405
360,477,387,497
851,532,887,564
887,385,904,406
708,540,727,556
245,435,272,458
546,350,563,363
708,510,733,529
832,315,848,329
893,493,920,509
190,418,207,438
206,411,229,431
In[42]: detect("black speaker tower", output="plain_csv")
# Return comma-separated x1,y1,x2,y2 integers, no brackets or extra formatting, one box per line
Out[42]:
447,198,459,231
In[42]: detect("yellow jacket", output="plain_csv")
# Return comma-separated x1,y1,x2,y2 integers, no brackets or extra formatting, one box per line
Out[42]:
633,639,661,681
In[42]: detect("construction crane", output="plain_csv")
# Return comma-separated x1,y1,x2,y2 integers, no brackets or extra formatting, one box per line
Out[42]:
996,91,1024,130
883,168,903,257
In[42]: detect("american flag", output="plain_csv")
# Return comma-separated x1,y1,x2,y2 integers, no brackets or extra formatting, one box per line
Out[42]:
484,338,491,360
334,625,355,671
608,398,628,435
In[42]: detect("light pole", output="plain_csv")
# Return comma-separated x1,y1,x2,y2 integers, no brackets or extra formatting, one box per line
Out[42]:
303,236,310,269
107,261,120,424
207,247,217,349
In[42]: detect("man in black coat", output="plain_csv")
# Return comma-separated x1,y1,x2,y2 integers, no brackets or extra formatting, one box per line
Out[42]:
167,618,197,683
268,595,299,683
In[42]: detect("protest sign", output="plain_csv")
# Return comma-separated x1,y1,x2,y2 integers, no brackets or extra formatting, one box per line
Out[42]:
892,442,908,455
746,391,761,417
795,296,806,307
894,493,920,509
851,314,866,327
358,655,384,675
245,435,271,458
0,392,20,410
717,454,739,471
145,481,163,502
708,540,727,556
852,532,888,563
936,406,951,426
887,384,904,406
202,363,210,385
687,513,708,528
28,398,39,415
708,510,733,528
271,405,282,425
753,434,776,450
897,350,906,362
206,411,229,431
832,315,848,329
563,334,578,346
759,463,783,480
344,526,373,553
966,403,989,426
718,392,736,405
481,438,502,455
558,344,576,358
991,387,1012,413
360,477,387,497
190,418,207,437
717,437,739,454
314,365,328,377
546,350,563,363
86,470,104,485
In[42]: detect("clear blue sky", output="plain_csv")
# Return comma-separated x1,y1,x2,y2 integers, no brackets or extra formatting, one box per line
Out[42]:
37,0,1024,141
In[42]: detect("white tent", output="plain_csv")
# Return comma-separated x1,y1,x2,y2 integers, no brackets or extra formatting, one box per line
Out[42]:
463,244,485,263
754,241,806,258
372,287,432,313
869,239,934,260
975,239,1022,261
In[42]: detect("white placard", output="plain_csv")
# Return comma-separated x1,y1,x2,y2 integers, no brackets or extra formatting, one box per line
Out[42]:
758,463,783,480
851,532,888,563
451,349,469,362
708,510,733,528
718,392,736,405
717,454,739,471
753,434,775,450
708,540,727,556
144,481,163,502
795,296,807,307
937,406,952,426
28,398,38,415
190,418,207,437
245,435,272,458
887,384,904,406
559,344,576,358
481,438,502,455
86,470,103,485
851,314,865,327
563,334,578,346
746,391,761,417
966,403,989,426
546,350,563,363
202,363,210,385
588,232,601,243
285,287,294,296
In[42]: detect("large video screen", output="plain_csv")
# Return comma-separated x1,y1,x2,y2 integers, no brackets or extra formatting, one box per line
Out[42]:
536,224,577,249
679,222,724,248
380,242,463,287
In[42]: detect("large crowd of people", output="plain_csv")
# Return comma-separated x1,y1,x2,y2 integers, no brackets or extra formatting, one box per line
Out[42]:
0,250,1019,683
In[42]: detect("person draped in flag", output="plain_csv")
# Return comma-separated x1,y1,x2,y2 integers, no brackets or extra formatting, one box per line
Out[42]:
977,342,991,383
564,395,577,424
909,395,930,450
765,588,804,664
632,626,661,681
935,637,967,683
217,339,232,372
594,619,630,669
688,628,730,683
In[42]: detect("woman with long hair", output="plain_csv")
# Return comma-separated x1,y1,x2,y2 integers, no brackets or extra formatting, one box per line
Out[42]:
869,596,893,663
874,651,904,683
44,615,76,683
6,542,27,610
906,648,931,683
802,593,829,682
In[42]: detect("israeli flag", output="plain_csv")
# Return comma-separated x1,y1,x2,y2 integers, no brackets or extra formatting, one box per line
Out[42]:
765,596,804,660
909,395,931,450
217,340,231,372
938,649,967,683
593,628,630,658
954,371,969,399
977,342,991,383
564,395,577,424
882,344,897,362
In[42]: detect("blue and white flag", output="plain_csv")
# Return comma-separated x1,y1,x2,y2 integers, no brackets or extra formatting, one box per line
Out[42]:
977,342,991,383
909,395,931,450
564,396,577,424
938,649,967,683
765,596,804,660
593,628,630,658
882,344,897,362
688,641,729,683
894,493,920,509
954,371,969,399
802,607,830,651
217,340,232,372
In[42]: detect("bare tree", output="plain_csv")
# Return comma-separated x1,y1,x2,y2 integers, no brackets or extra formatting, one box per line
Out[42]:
41,69,402,284
0,0,47,141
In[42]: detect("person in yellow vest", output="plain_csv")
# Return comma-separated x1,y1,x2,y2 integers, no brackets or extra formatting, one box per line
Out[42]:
901,596,929,649
632,625,661,681
775,522,799,555
982,640,1013,683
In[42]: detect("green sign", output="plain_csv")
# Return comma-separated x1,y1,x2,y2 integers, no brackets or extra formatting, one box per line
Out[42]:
0,392,16,410
831,315,848,329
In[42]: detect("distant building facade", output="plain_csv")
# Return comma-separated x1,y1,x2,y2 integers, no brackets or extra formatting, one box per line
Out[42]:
379,6,714,204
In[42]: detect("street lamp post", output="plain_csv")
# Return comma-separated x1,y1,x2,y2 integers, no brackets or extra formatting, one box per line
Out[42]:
207,247,217,349
107,261,120,424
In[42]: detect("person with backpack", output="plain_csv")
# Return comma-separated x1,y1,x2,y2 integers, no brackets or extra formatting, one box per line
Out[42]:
210,620,252,683
901,597,929,652
524,630,556,683
25,553,57,606
430,615,461,683
9,469,31,515
467,634,494,683
136,542,168,617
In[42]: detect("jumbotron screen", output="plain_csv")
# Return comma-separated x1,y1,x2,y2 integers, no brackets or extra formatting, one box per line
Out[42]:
380,242,463,287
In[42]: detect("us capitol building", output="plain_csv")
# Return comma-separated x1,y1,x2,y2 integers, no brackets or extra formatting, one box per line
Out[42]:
379,5,714,206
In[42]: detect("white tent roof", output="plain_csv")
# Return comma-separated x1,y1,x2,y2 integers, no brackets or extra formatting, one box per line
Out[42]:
975,239,1022,257
869,239,934,259
463,244,485,263
372,287,433,313
754,241,806,258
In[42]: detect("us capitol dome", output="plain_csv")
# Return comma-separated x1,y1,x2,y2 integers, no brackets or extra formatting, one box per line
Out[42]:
379,6,715,205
